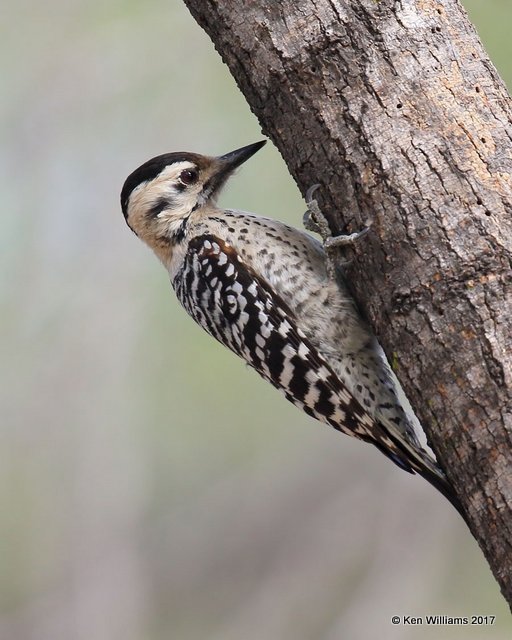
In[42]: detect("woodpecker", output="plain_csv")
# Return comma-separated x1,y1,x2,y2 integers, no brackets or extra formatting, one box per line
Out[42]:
121,140,461,513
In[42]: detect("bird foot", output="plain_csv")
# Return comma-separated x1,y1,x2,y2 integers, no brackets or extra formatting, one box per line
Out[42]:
303,184,372,278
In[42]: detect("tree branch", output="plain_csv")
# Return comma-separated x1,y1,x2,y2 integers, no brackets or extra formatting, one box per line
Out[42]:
182,0,512,605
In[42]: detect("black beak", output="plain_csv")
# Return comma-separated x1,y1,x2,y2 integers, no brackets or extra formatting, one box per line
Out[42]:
218,140,267,170
201,140,267,201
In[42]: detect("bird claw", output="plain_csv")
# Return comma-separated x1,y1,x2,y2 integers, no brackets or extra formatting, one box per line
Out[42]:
324,224,372,250
305,183,321,202
303,185,372,278
303,184,331,238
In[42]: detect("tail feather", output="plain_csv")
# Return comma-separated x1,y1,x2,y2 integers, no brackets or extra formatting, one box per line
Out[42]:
376,424,466,520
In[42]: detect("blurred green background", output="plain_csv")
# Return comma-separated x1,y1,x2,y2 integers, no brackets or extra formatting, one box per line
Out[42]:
1,1,511,638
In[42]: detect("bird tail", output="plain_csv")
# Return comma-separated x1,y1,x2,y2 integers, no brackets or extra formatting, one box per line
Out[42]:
374,427,465,520
412,452,465,519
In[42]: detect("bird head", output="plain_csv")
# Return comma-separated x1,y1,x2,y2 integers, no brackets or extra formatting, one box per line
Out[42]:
120,140,266,250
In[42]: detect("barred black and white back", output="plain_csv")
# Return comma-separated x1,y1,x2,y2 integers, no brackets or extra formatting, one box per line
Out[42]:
174,234,373,435
173,232,460,510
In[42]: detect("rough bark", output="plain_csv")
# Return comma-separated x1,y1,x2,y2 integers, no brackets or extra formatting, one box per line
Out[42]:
182,0,512,605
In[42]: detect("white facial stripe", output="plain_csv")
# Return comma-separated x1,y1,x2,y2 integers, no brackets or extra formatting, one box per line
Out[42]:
156,161,196,183
128,161,197,214
127,158,204,252
128,160,197,206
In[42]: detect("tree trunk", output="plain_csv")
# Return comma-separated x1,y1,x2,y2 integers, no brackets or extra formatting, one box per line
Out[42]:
182,0,512,605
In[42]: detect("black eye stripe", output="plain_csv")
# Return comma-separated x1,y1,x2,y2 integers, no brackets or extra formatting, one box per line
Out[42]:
149,196,172,218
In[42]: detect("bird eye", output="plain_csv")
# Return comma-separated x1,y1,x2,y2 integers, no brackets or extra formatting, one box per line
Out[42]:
179,169,198,185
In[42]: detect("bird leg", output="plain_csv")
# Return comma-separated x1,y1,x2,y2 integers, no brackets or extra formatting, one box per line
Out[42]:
303,184,371,278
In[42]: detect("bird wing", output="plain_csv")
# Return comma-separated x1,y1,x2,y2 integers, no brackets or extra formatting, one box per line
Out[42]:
172,234,461,511
173,234,376,438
